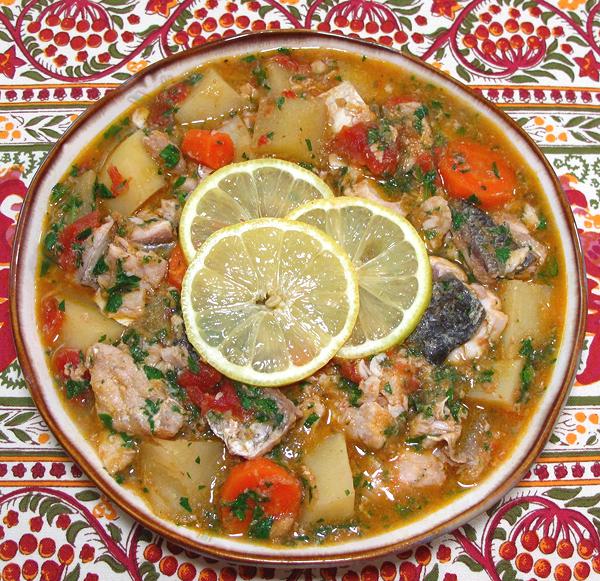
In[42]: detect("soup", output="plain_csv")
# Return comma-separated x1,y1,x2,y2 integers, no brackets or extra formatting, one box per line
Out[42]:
36,48,564,546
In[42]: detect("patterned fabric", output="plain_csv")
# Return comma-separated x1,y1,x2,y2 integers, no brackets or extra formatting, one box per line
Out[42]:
1,1,599,579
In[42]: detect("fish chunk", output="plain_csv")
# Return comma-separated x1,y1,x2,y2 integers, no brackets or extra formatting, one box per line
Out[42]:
450,200,545,283
342,401,394,450
344,179,406,215
87,343,184,438
97,431,137,475
145,344,188,372
390,449,446,488
409,276,485,365
206,387,299,458
321,81,374,133
77,217,115,287
129,218,174,246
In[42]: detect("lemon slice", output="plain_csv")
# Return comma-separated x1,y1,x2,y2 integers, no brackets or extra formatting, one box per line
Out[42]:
181,218,359,386
179,159,334,261
287,197,431,359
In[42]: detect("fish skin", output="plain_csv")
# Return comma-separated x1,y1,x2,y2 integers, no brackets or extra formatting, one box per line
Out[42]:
409,277,485,365
449,199,516,283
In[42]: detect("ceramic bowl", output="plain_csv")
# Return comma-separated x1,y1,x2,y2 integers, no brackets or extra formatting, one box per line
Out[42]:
10,31,586,565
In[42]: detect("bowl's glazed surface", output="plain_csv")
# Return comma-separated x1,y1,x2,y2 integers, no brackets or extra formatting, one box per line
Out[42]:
10,31,586,565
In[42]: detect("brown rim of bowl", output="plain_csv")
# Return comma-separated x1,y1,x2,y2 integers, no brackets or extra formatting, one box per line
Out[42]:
9,30,587,566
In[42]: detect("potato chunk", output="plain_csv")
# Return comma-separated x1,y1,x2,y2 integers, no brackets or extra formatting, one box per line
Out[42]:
266,61,292,95
175,69,245,124
139,439,223,522
302,433,355,524
466,359,525,410
500,280,552,358
99,130,165,216
61,297,124,351
252,97,327,164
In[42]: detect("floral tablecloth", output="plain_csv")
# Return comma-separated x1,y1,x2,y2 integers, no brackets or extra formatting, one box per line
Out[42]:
1,1,599,580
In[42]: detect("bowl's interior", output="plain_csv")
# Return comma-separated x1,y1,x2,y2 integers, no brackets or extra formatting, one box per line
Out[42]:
12,31,585,564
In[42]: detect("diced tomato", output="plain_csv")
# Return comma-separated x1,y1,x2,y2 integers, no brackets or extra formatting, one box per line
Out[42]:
257,134,270,147
52,348,81,381
416,151,435,173
282,89,297,99
333,122,399,176
107,165,129,196
178,363,223,405
40,296,64,344
271,54,300,71
167,244,187,290
220,457,302,536
337,359,362,385
148,82,190,127
199,380,245,420
385,96,414,108
57,211,102,272
181,129,235,169
439,140,517,209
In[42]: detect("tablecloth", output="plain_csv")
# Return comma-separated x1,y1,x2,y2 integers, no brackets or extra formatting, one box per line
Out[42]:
0,1,599,579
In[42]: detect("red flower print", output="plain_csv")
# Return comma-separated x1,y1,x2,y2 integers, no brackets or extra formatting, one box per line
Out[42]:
56,514,71,529
572,463,585,478
29,517,43,532
437,544,452,562
145,0,178,17
0,464,6,477
71,464,83,478
554,464,568,479
3,510,18,527
80,543,95,562
432,0,461,20
0,47,25,79
534,464,549,480
575,50,600,82
592,462,600,477
50,463,66,478
32,462,46,479
11,463,26,478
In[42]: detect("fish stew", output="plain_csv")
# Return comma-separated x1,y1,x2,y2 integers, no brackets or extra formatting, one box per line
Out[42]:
36,49,564,545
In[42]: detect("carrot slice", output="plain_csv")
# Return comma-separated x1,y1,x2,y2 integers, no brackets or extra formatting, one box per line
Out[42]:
107,165,129,196
167,243,187,290
220,458,302,537
181,129,234,170
438,140,517,210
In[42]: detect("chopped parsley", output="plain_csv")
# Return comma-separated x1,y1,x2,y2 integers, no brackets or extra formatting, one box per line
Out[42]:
235,384,284,426
276,96,285,110
305,138,313,152
495,246,511,264
104,260,141,313
304,412,320,428
539,256,559,279
50,183,69,203
252,64,270,89
65,379,90,399
143,398,162,434
93,256,109,276
94,181,114,200
242,54,257,63
103,117,129,140
159,144,180,169
179,497,193,513
491,161,500,179
98,413,114,431
143,365,164,380
339,377,362,407
122,329,148,364
58,300,65,312
413,105,428,134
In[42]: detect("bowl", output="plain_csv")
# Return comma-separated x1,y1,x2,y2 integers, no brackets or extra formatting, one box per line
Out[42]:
10,30,587,565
